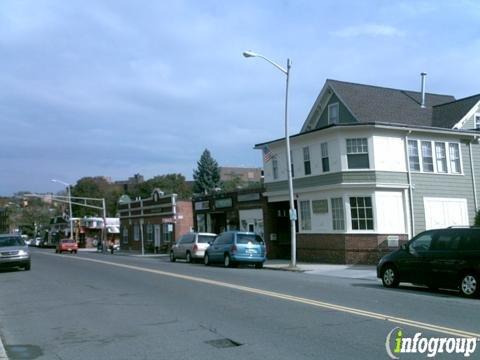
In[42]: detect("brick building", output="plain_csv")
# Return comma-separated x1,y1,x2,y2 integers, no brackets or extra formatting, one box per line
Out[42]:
118,189,193,253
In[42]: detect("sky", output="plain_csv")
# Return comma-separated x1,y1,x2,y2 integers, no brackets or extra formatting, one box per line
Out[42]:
1,0,479,196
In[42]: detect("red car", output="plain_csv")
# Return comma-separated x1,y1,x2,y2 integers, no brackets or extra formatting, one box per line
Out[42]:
55,239,78,254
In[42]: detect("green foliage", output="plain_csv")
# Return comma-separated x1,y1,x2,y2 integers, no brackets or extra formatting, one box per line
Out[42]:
71,177,122,217
222,175,244,192
475,209,480,226
7,197,56,236
128,174,192,200
193,149,221,194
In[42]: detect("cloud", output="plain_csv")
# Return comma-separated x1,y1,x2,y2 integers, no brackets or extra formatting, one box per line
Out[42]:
331,24,405,38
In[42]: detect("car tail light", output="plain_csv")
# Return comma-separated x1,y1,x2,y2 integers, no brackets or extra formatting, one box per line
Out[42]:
231,244,237,254
192,244,198,253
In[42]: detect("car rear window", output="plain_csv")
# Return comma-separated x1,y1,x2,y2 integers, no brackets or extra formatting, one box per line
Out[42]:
0,237,24,247
198,235,216,243
62,239,76,244
236,234,264,245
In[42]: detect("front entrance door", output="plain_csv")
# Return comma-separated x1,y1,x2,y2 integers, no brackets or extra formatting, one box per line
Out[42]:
154,225,161,250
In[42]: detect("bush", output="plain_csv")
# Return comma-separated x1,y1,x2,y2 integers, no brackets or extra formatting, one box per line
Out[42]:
475,209,480,226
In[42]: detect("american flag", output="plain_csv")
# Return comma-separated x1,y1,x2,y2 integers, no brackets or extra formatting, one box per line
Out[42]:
262,145,274,162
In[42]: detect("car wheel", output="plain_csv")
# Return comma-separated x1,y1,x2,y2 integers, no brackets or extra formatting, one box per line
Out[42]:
381,264,399,288
169,251,176,262
186,252,192,263
255,263,264,269
74,250,77,254
204,253,210,266
459,272,479,298
224,254,231,268
24,263,31,271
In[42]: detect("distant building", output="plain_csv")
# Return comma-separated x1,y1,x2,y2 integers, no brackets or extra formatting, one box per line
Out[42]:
0,207,9,233
219,166,263,183
118,189,193,253
115,173,145,192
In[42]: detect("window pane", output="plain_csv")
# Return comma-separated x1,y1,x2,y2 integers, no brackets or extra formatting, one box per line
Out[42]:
331,198,344,230
300,200,311,231
328,103,339,123
321,143,328,157
303,147,310,161
272,158,278,179
304,161,311,175
349,196,374,230
408,140,420,171
435,142,447,173
322,157,330,172
449,143,461,174
421,141,434,172
348,154,369,169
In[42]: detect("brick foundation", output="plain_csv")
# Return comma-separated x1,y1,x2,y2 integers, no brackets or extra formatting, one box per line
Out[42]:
295,233,408,265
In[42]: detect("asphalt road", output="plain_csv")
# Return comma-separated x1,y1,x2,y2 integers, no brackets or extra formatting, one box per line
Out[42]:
0,248,479,360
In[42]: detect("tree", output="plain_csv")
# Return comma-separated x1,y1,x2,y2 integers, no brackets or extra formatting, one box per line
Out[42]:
222,175,245,192
193,149,221,194
129,174,192,200
475,209,480,226
71,177,122,217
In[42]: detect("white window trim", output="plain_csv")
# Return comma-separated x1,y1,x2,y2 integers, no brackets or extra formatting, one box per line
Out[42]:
299,200,312,232
303,146,311,176
347,195,376,232
330,197,345,232
420,140,434,173
328,102,339,124
408,139,463,175
346,137,370,170
272,157,279,180
475,113,480,130
321,142,330,173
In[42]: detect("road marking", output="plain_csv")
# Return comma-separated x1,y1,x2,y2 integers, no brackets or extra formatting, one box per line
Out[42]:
41,252,480,339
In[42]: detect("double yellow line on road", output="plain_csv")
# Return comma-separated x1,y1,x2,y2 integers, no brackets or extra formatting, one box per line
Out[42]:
42,252,480,339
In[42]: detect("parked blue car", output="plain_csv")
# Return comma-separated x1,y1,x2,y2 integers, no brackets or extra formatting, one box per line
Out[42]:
204,231,266,268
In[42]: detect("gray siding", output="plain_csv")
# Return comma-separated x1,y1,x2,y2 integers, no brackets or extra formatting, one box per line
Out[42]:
410,141,477,234
316,93,357,128
265,171,408,193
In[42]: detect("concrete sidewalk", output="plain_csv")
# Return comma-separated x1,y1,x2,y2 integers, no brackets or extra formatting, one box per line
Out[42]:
264,260,378,281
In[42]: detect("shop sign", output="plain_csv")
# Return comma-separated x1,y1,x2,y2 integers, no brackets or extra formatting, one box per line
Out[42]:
215,198,232,208
238,193,260,202
195,201,210,211
312,199,328,214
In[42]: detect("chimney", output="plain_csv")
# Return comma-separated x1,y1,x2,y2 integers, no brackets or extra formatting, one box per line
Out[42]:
420,72,427,108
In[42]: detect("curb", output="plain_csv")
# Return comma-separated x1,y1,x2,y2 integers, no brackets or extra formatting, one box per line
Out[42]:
263,265,305,273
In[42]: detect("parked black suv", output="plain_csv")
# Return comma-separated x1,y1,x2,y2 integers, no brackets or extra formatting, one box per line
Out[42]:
377,227,480,298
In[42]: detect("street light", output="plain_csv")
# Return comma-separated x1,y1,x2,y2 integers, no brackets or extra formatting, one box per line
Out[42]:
51,179,74,240
243,50,297,268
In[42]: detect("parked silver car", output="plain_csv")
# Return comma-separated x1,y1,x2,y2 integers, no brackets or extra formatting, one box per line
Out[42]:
170,232,217,263
0,234,31,271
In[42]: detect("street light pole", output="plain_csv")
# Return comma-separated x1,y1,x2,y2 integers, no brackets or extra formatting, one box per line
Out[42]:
243,51,297,268
51,179,74,240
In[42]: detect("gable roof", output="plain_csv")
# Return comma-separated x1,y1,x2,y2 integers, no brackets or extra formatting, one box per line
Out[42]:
326,79,455,126
432,94,480,128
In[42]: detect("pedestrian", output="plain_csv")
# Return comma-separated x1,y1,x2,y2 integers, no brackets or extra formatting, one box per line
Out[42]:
109,239,115,254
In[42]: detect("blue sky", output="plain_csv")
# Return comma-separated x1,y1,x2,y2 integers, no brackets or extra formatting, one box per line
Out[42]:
1,0,479,195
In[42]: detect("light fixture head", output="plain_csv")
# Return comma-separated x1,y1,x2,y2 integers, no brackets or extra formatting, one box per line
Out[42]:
242,50,258,58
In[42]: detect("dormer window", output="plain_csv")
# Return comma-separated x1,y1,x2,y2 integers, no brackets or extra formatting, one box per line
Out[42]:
328,103,339,124
475,113,480,130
